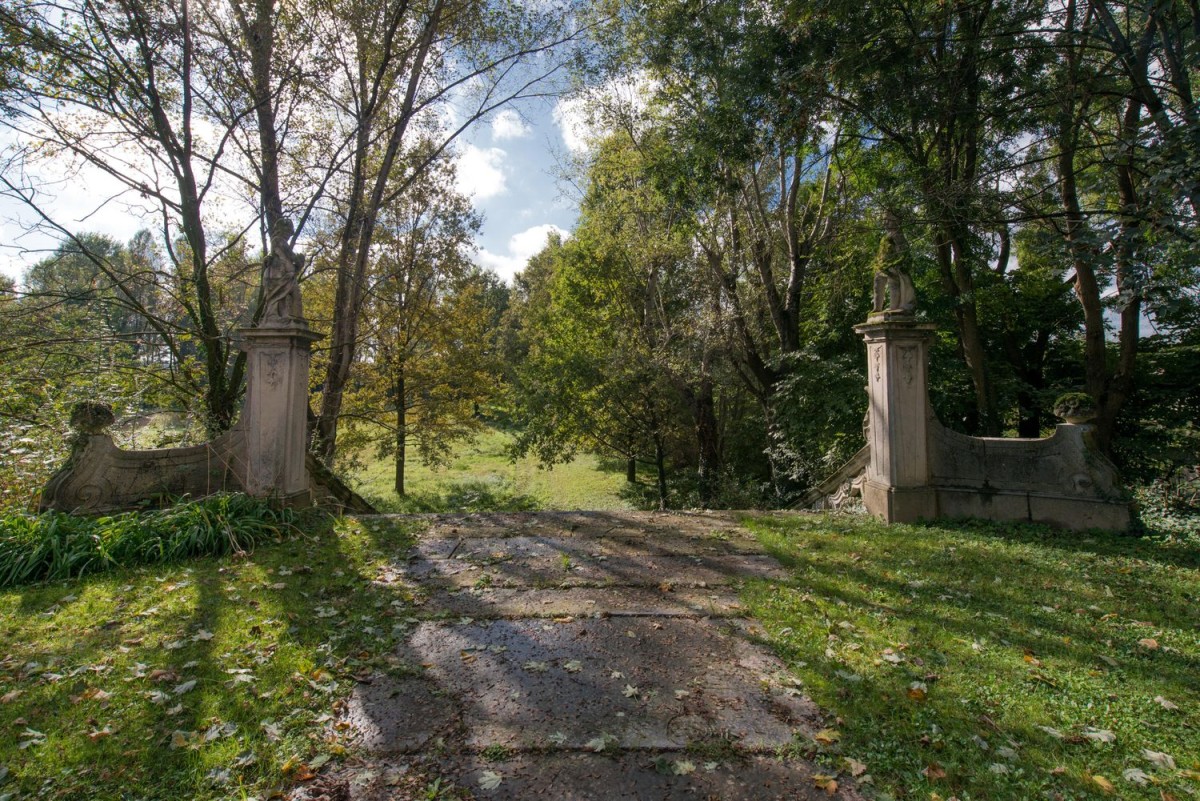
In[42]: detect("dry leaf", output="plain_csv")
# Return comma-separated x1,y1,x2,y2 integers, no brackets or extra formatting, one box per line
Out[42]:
908,681,928,701
1123,768,1151,785
814,729,841,745
1153,696,1179,711
922,763,947,780
1142,749,1176,770
1138,638,1160,650
1092,774,1115,793
844,757,868,777
812,774,839,795
479,770,503,790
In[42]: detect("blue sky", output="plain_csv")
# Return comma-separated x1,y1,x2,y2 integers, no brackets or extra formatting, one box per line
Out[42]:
456,99,582,282
0,97,586,285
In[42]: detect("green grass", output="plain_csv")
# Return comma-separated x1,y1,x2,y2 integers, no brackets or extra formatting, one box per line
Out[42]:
739,513,1200,800
0,514,431,800
350,427,641,512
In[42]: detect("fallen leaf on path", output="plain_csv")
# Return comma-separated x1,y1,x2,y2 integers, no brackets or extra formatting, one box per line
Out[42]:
811,774,838,795
479,770,503,790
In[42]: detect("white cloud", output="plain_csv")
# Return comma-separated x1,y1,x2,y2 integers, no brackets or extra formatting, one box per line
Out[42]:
552,72,656,154
491,109,532,141
455,145,509,200
475,223,569,283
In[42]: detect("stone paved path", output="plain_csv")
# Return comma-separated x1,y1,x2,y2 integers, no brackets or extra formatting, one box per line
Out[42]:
321,511,864,800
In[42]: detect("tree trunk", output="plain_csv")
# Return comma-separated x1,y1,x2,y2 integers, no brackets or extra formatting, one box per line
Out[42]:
1094,99,1145,450
690,377,721,507
933,233,999,435
654,436,668,511
626,457,637,483
394,372,406,496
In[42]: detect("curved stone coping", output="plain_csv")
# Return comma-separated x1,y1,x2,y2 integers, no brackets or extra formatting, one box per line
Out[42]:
39,428,248,513
928,420,1123,500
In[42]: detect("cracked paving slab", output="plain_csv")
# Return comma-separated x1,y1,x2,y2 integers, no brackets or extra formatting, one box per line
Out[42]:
419,585,746,619
326,511,864,800
342,753,856,801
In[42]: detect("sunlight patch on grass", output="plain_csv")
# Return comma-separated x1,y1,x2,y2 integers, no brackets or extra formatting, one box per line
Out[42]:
350,427,636,512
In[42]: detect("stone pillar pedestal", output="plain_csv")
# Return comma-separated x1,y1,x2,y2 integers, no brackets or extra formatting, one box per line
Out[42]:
854,314,938,523
239,323,322,503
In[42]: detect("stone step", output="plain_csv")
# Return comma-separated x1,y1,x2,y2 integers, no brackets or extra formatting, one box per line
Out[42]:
416,586,745,619
341,753,861,801
346,617,819,754
405,549,786,590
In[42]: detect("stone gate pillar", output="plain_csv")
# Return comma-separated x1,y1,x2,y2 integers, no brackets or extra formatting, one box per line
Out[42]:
239,323,322,502
854,314,938,523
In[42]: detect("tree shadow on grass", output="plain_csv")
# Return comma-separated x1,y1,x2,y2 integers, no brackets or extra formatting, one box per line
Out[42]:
738,512,1200,801
0,511,469,800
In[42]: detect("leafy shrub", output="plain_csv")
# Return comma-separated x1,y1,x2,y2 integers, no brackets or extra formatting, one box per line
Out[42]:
0,494,296,588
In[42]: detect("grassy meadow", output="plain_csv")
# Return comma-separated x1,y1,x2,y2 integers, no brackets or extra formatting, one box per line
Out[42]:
348,427,644,513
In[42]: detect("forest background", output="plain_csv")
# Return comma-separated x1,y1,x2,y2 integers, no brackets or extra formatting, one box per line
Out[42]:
0,0,1196,529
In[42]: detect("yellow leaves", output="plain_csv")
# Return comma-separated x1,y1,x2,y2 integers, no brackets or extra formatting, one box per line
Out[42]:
282,756,317,782
814,728,841,746
811,773,839,794
1090,774,1115,793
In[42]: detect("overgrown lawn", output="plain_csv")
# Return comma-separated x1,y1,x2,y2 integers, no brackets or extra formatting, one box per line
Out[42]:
740,513,1200,800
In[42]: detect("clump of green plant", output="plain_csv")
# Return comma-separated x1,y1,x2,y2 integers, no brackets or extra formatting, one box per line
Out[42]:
479,744,513,762
0,493,296,587
1052,391,1098,422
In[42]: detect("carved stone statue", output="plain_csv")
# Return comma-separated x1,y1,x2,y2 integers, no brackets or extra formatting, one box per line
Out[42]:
872,260,917,315
260,219,305,325
870,213,918,316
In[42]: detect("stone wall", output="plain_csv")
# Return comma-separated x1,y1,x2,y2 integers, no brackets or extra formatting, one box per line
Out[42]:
40,429,248,514
808,311,1133,531
926,419,1130,530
